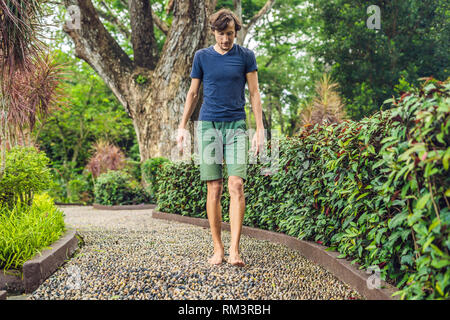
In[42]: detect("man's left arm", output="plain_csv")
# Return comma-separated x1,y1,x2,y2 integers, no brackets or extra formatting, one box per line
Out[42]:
246,70,265,156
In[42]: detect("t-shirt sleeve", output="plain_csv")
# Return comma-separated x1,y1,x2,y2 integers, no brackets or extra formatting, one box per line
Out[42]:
190,51,203,79
245,50,258,74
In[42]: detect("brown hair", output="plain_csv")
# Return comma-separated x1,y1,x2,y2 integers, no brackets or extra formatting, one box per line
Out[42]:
209,8,242,32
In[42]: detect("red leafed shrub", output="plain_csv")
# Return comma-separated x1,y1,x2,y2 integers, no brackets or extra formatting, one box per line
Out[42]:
85,140,126,178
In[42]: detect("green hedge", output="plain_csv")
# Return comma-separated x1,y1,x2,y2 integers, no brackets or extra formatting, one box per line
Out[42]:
155,78,449,300
141,157,170,197
93,169,153,205
156,157,234,222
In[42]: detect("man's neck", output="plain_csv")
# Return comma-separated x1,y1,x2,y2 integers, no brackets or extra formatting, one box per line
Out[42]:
213,43,233,55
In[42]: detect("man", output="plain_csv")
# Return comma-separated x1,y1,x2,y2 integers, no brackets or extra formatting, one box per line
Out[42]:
177,8,264,267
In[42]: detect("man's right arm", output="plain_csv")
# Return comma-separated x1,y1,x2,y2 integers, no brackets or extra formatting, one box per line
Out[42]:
178,78,201,129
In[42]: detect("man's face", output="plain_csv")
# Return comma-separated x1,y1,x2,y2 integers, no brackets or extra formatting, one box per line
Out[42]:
214,20,236,52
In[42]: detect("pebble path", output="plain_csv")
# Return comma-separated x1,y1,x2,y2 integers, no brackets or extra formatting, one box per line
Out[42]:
28,206,363,300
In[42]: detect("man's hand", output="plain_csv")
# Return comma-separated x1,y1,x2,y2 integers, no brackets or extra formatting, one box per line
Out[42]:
251,128,265,156
176,127,186,153
177,78,201,153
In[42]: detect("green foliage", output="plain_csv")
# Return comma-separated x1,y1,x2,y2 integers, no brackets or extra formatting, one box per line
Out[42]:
141,157,170,196
394,73,413,97
135,74,148,85
35,50,138,202
45,165,94,204
0,193,66,271
251,0,321,135
66,172,95,204
94,170,130,205
125,159,142,183
93,170,152,205
155,152,238,222
37,51,137,169
0,146,53,209
307,0,450,120
378,77,450,299
216,0,273,23
156,78,449,299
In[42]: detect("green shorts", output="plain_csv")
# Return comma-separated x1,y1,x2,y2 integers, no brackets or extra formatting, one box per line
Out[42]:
197,119,249,181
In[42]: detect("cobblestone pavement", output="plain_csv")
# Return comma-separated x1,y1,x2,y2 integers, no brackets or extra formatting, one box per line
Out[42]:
28,206,363,300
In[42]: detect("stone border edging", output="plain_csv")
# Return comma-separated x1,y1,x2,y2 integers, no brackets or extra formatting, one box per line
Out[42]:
152,210,399,300
0,228,80,295
0,269,23,294
93,203,157,210
0,290,6,300
55,202,90,206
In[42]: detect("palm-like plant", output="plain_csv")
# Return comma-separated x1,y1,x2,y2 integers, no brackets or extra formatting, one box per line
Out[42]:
0,0,44,74
85,140,126,179
298,73,346,128
0,0,67,179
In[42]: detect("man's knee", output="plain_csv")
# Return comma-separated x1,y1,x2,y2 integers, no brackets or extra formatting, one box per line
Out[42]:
228,176,244,197
207,179,223,198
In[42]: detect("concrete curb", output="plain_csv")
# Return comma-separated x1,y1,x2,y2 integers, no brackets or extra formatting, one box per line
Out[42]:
93,203,157,210
0,290,6,300
0,228,80,294
152,210,400,300
0,269,24,294
55,202,89,206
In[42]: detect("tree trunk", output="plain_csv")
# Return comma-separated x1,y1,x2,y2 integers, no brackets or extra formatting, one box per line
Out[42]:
276,100,284,134
63,0,216,162
128,1,216,161
262,109,270,141
62,0,279,162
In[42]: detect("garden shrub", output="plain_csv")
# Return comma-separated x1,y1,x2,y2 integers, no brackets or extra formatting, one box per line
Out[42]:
155,154,235,221
66,171,94,204
46,169,94,204
0,146,53,209
155,78,449,299
141,157,170,196
0,193,66,271
94,169,152,205
124,159,142,182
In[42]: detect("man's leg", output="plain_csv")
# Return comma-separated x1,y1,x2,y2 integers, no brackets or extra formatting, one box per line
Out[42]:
224,119,248,266
227,175,246,266
198,120,226,265
206,178,224,265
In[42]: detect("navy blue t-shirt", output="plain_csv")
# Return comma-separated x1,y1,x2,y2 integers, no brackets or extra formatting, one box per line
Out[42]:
190,44,258,122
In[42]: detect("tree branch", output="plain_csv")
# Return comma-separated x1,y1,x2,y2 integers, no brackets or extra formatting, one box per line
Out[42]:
97,1,131,39
152,10,169,35
128,0,159,69
235,0,276,45
118,0,169,35
233,0,242,22
63,0,134,114
156,0,216,82
166,0,174,14
246,0,276,32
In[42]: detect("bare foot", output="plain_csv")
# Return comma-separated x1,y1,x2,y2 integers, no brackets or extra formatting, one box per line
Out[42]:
228,250,245,267
208,247,225,265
